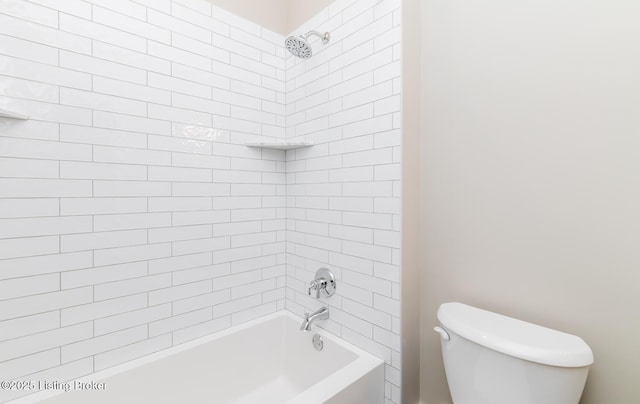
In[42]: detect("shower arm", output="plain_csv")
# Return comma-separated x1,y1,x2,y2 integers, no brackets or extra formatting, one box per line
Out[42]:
302,30,331,44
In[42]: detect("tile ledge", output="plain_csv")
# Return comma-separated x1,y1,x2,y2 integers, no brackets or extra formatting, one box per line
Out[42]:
244,142,314,151
0,108,29,120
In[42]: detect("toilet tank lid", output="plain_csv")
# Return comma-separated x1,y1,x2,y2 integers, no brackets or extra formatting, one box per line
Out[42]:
437,302,594,367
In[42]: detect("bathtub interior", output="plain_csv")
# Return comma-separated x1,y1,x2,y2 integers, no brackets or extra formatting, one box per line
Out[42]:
25,312,380,404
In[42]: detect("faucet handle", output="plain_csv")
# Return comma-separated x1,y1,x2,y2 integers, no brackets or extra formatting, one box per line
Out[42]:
307,280,316,297
308,279,327,298
307,268,336,298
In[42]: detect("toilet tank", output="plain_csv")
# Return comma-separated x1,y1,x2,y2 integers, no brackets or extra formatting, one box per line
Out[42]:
436,303,594,404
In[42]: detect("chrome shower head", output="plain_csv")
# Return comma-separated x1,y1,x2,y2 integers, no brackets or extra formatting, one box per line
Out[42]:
285,31,331,59
285,36,312,59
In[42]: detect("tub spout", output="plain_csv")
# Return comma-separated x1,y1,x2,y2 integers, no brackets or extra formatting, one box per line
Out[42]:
300,307,329,332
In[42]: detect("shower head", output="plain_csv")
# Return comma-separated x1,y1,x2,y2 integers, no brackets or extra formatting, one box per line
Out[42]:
285,30,331,59
285,36,312,59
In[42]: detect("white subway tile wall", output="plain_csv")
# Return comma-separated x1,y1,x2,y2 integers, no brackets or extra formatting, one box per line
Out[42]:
0,0,287,401
284,0,401,402
0,0,401,402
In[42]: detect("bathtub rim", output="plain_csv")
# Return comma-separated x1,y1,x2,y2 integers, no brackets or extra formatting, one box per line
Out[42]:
9,310,384,404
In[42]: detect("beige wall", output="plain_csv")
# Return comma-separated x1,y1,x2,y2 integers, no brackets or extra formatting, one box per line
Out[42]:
212,0,334,35
418,0,640,403
286,0,334,33
401,0,421,401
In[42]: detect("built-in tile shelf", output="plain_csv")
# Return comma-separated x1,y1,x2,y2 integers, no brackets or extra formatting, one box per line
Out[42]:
245,142,313,150
0,108,29,120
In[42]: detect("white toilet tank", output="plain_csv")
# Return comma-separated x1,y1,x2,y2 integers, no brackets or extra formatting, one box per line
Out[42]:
435,302,594,404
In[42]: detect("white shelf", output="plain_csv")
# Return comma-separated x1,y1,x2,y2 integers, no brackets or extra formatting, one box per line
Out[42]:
0,108,29,120
245,142,313,151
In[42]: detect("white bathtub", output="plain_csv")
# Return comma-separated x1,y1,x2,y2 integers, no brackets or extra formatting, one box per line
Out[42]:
13,311,384,404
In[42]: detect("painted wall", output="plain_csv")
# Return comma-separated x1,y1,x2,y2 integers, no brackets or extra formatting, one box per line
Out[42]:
400,0,421,401
283,0,402,402
419,0,640,403
212,0,334,35
212,0,288,34
285,0,335,34
0,1,288,401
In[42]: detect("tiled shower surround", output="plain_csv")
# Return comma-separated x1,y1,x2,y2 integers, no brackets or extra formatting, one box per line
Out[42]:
0,0,401,402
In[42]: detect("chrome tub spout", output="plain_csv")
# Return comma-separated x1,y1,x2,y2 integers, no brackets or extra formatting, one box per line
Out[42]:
300,307,330,332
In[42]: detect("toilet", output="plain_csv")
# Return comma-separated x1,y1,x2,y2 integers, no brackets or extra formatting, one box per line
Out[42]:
434,302,594,404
